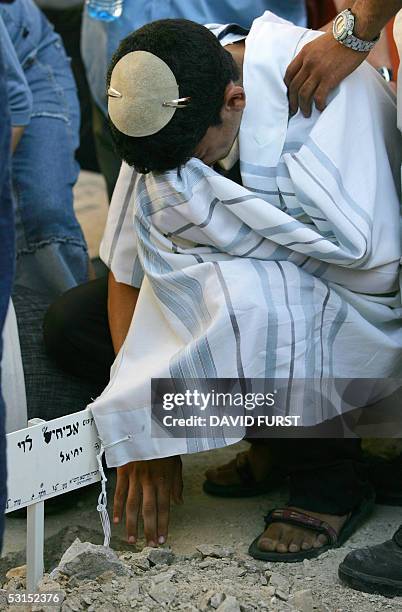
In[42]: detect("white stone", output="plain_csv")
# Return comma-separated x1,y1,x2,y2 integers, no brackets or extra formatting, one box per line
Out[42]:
196,544,235,559
148,581,178,605
53,538,130,580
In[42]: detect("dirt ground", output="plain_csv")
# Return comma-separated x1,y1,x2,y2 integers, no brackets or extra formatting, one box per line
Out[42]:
2,442,402,611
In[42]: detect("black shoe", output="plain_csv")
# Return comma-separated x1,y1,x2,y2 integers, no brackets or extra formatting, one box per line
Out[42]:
338,525,402,598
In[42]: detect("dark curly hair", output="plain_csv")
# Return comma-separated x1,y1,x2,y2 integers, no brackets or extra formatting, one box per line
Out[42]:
107,19,239,174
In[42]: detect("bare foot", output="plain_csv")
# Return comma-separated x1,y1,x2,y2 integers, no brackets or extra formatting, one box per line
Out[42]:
205,444,274,487
258,508,348,554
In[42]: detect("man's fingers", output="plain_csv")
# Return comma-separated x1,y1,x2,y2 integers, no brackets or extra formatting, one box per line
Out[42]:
298,76,320,118
156,483,171,544
287,67,309,116
313,83,330,112
142,483,158,546
284,53,304,88
126,480,141,544
113,469,129,524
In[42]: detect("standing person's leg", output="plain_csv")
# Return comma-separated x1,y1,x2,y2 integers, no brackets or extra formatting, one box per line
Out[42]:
42,5,99,173
13,35,88,299
0,48,15,550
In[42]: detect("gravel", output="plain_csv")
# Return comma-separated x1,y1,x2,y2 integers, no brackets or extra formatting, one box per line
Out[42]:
2,540,402,612
2,444,402,611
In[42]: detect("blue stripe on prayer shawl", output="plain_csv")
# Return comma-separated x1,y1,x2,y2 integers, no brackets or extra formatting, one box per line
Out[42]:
221,194,262,206
291,155,369,264
282,141,304,153
276,262,296,416
302,250,354,263
107,170,137,268
241,161,291,178
168,198,221,236
138,163,208,217
327,297,349,379
251,260,279,378
213,262,245,380
283,236,330,249
241,237,266,257
258,220,301,238
295,270,317,417
136,219,211,334
169,343,220,452
223,223,253,252
168,359,223,453
265,244,293,261
131,256,144,287
168,194,262,239
289,181,356,251
299,270,318,379
136,217,219,384
319,287,331,421
312,261,329,277
306,137,372,228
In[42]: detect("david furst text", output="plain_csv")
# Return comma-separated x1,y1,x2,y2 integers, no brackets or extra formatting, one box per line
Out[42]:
162,415,301,428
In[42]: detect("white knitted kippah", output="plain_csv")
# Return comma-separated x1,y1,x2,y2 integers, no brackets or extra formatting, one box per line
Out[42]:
107,50,191,137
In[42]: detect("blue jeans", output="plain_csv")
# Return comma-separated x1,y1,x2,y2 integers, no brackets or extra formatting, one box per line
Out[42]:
0,50,15,552
13,37,88,298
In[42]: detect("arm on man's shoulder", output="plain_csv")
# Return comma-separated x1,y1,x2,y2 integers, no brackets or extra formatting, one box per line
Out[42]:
285,0,402,117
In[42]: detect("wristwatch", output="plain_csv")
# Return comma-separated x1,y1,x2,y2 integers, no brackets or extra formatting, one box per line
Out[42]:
333,8,380,52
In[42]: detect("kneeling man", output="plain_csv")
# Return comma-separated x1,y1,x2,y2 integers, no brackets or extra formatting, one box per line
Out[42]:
46,13,402,561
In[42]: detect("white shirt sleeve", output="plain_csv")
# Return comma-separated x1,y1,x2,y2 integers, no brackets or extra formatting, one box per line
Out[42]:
99,162,144,288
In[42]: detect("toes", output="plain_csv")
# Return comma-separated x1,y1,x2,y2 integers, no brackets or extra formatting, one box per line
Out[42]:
300,532,315,551
258,524,282,552
258,537,277,552
313,533,328,549
275,524,296,553
257,522,330,555
287,530,305,553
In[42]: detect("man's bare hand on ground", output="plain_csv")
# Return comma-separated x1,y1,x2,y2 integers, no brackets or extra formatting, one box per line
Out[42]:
113,456,183,546
284,32,368,118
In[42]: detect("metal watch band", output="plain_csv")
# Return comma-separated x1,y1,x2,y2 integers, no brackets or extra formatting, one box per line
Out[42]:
333,9,380,53
340,33,379,53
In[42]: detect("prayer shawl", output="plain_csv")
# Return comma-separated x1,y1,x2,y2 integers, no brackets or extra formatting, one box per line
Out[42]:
89,12,402,467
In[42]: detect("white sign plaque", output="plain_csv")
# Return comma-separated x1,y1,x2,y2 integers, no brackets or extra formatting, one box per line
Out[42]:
6,409,101,513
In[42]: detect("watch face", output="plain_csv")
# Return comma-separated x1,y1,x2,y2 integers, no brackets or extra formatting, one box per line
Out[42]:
334,14,347,37
333,10,354,41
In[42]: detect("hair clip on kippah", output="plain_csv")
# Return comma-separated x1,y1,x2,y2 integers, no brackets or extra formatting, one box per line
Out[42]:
107,87,122,98
163,97,191,108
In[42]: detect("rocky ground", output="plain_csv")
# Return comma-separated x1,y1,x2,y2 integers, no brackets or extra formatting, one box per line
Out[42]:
1,443,402,612
1,537,401,612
